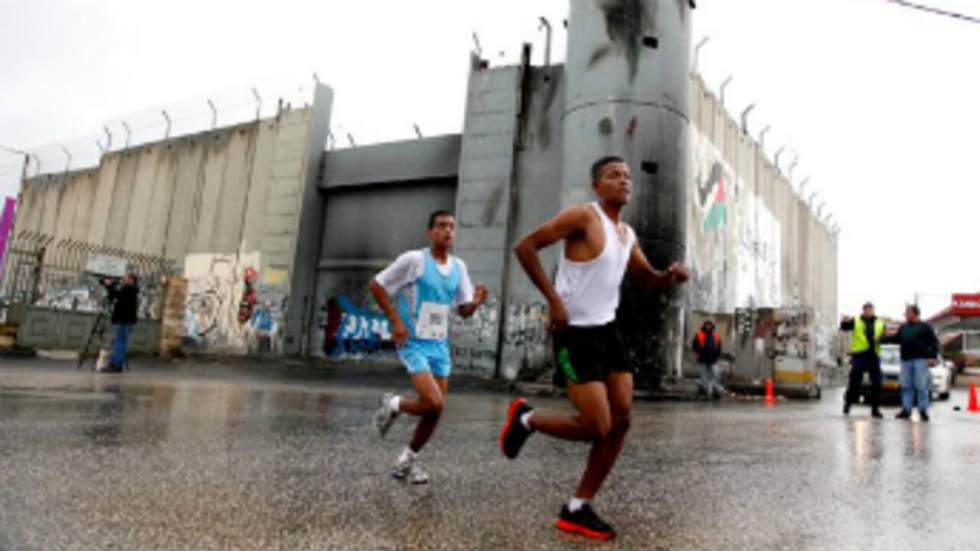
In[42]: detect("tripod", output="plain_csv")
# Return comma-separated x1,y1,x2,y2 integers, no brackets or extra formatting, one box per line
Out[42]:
78,299,113,371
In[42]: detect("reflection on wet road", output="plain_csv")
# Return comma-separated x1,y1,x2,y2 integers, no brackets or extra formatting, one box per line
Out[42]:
1,360,978,550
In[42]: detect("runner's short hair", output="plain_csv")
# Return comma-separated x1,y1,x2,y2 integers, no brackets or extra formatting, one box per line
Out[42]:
907,304,920,317
591,156,626,181
428,210,454,229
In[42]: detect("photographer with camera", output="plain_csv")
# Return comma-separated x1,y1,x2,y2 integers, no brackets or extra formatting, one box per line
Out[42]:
100,272,140,373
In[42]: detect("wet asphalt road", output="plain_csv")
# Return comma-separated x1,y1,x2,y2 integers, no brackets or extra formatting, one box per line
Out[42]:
1,359,978,551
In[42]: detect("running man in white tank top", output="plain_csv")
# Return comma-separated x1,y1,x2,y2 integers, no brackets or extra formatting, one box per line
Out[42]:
499,156,689,541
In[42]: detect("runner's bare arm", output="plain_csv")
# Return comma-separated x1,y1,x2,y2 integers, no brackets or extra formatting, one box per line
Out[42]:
626,243,690,289
458,284,488,318
514,206,590,330
368,279,408,346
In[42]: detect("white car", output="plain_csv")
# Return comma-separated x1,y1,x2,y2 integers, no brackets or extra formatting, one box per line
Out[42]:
931,359,955,401
860,345,954,402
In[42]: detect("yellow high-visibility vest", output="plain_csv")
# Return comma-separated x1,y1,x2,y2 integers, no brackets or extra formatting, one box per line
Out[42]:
852,317,884,355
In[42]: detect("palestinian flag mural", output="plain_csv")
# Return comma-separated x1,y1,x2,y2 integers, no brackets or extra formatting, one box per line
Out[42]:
698,162,728,232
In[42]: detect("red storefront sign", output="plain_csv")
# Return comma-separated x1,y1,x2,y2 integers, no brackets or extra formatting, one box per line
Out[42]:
951,294,980,316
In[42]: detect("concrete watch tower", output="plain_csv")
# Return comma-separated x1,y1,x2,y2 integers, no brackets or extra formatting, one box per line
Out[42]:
560,0,693,386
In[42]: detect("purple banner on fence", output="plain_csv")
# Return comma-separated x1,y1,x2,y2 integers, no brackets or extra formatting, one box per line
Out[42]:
0,197,15,274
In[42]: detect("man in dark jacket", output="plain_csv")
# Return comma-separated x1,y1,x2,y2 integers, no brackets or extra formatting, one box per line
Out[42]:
840,302,885,418
883,304,939,421
101,273,139,373
693,320,724,400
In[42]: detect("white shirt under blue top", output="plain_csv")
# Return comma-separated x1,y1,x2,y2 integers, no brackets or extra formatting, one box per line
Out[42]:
374,248,475,377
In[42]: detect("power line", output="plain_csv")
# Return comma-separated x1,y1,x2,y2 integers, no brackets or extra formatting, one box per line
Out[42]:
886,0,980,25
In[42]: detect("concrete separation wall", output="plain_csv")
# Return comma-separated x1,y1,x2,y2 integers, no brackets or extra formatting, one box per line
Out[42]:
687,74,838,370
10,86,334,356
304,63,838,382
451,55,525,377
311,136,460,360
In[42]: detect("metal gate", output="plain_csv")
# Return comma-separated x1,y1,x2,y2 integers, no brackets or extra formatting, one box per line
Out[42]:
1,231,179,352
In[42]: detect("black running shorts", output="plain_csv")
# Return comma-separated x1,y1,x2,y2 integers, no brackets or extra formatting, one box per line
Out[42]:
552,322,632,386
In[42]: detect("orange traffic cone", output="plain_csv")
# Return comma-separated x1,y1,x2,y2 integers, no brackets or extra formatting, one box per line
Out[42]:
765,378,775,406
969,384,979,413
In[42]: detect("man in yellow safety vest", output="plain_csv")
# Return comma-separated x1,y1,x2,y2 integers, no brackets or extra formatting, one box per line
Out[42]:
839,302,885,418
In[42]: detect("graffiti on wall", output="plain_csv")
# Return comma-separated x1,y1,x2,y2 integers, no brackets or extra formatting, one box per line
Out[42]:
500,301,549,380
318,295,392,359
688,133,736,313
735,194,782,309
773,307,811,360
182,253,286,354
698,162,729,232
688,128,784,315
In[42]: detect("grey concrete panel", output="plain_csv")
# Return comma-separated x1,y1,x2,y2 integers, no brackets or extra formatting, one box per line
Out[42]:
319,178,456,263
87,154,120,245
52,175,79,241
38,178,62,238
452,62,523,377
559,0,693,387
14,181,41,234
565,0,691,119
142,143,180,257
189,133,233,254
68,172,98,243
457,251,507,278
284,87,332,356
457,157,512,182
452,226,509,252
104,152,140,250
322,134,462,189
211,127,257,254
124,146,162,253
497,65,566,380
261,214,298,237
240,121,279,253
265,194,300,216
15,307,160,354
162,139,206,260
458,197,510,229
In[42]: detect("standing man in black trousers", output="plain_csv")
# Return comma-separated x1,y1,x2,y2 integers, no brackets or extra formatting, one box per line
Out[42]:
840,302,884,418
100,273,139,373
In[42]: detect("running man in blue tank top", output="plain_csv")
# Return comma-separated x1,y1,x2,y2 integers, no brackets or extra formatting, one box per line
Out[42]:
369,210,488,484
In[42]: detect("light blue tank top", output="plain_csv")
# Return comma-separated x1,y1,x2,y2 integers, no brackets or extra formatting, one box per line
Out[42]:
397,249,461,342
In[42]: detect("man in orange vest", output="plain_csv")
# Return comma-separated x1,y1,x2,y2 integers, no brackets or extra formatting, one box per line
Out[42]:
693,320,724,400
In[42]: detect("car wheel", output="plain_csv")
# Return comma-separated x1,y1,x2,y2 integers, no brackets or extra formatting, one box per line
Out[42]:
939,391,950,401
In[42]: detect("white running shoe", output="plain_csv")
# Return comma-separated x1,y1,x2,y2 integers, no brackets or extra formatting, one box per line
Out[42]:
374,392,399,438
392,454,429,485
407,464,429,485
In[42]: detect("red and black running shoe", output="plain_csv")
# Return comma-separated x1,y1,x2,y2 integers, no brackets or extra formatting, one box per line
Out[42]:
556,504,616,541
499,398,533,459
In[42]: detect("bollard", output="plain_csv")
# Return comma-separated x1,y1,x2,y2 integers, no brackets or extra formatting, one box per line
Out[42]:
969,384,979,413
765,378,775,407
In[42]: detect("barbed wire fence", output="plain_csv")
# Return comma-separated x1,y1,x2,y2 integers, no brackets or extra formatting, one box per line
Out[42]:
0,77,319,196
0,73,467,200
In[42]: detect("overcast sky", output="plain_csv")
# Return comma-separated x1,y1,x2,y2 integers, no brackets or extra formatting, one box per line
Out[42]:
2,0,978,319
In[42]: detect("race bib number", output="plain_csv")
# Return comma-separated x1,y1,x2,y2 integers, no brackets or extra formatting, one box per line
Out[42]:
416,302,450,340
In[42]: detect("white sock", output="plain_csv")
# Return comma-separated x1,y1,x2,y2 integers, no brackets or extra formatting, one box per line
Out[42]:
568,498,587,513
398,447,416,464
389,395,400,412
520,411,534,430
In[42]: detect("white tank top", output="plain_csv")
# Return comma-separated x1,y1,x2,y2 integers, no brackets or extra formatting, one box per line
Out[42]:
554,202,636,327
